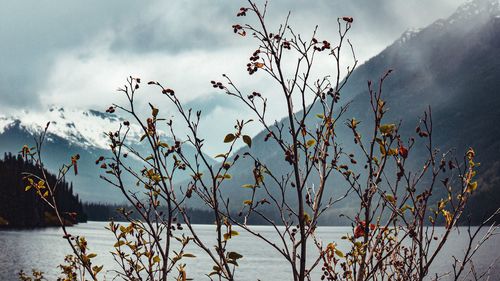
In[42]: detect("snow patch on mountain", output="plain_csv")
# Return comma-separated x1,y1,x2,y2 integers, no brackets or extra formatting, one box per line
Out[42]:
450,0,500,24
0,107,144,149
393,0,499,47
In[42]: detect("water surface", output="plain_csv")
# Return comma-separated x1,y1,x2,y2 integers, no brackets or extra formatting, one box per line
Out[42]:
1,222,498,280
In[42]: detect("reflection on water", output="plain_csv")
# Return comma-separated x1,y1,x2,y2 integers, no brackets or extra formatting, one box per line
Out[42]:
0,222,498,280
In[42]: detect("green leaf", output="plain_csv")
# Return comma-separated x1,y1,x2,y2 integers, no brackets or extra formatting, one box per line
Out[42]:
335,249,345,258
243,135,252,148
228,252,243,260
25,185,31,192
315,113,324,119
385,194,396,205
379,124,396,135
224,133,236,143
182,253,196,258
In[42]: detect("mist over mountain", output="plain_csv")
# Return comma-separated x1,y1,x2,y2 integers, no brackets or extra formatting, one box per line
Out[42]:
208,0,500,223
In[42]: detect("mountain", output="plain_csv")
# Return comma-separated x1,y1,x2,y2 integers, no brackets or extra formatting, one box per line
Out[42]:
210,0,500,223
0,107,217,203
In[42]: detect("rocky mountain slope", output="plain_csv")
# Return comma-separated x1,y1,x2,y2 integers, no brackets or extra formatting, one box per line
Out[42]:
215,0,500,223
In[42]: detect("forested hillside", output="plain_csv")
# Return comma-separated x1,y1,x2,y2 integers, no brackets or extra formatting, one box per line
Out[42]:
0,153,86,228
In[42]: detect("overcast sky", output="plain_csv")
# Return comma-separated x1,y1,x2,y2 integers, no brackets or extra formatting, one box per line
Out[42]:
0,0,465,153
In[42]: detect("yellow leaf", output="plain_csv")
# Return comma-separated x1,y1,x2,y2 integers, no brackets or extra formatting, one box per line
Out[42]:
223,230,239,241
157,142,169,148
153,255,161,264
466,181,478,193
379,143,386,155
92,265,103,274
438,199,447,211
303,212,311,224
349,118,360,129
306,139,316,148
442,210,453,228
243,200,252,205
388,148,398,156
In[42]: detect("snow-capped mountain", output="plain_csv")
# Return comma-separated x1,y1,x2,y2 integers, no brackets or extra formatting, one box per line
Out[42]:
0,106,143,150
0,107,216,203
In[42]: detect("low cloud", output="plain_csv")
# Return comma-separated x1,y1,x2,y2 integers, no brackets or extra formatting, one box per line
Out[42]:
0,0,465,153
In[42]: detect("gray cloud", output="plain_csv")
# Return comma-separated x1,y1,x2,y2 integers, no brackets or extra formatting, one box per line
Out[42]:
0,0,146,110
184,92,240,116
109,1,238,54
0,0,466,152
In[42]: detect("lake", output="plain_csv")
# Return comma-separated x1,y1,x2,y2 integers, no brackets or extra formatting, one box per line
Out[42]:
0,222,498,280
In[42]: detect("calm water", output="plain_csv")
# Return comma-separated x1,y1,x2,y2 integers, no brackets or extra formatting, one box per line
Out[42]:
0,222,498,280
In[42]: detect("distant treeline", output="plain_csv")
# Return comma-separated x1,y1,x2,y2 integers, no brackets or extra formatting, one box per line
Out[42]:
0,153,87,228
83,202,279,225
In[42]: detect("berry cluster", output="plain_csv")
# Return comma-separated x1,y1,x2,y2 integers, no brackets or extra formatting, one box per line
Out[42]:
327,88,340,103
312,38,331,52
161,88,175,95
342,16,354,23
210,81,224,89
282,41,291,50
247,91,261,100
105,106,115,113
246,49,261,75
232,24,246,36
236,7,248,17
165,140,182,158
